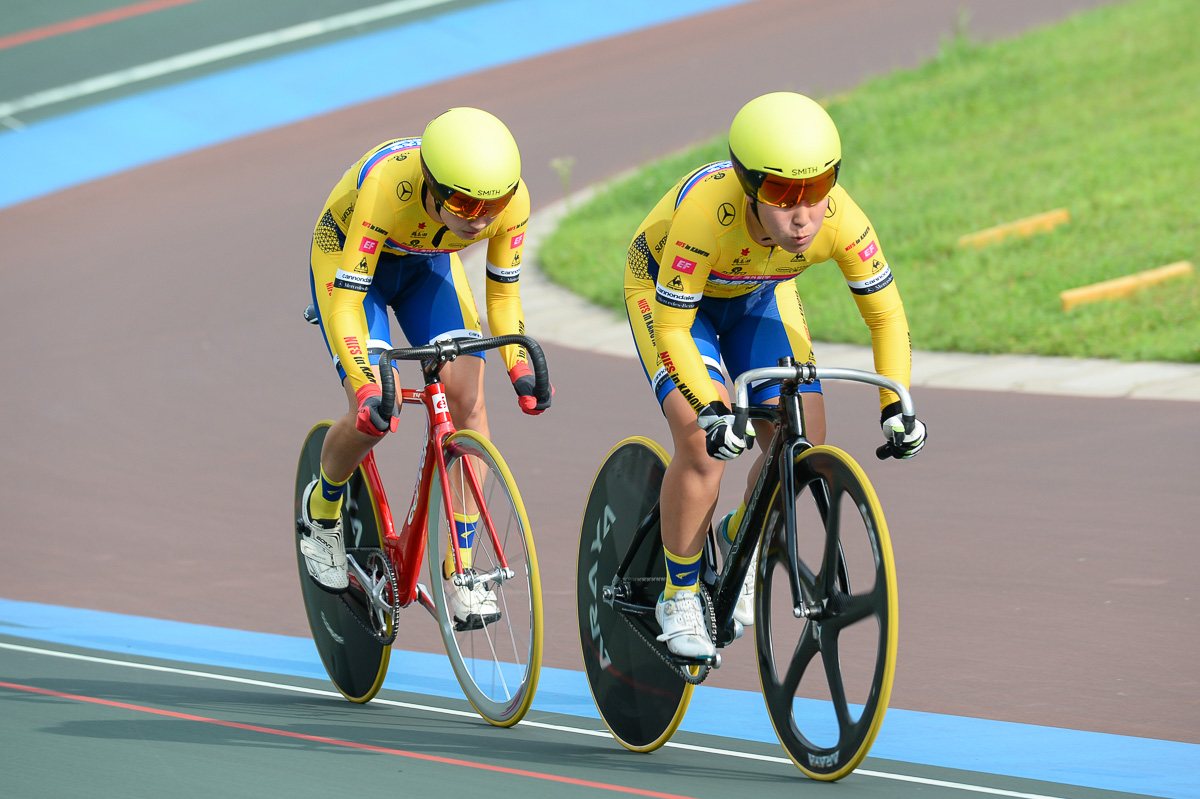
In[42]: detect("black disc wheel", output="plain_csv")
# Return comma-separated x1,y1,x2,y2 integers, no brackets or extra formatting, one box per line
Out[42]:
576,436,696,752
294,422,391,703
755,445,898,780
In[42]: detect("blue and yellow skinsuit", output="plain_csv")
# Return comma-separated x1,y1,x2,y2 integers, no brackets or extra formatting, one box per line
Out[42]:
308,137,532,390
624,161,911,411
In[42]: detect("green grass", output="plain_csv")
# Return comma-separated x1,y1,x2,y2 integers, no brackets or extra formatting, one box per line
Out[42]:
539,0,1200,362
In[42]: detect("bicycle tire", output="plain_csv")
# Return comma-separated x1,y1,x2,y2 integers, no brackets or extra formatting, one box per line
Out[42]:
576,436,696,752
754,445,898,780
294,422,391,703
426,430,543,727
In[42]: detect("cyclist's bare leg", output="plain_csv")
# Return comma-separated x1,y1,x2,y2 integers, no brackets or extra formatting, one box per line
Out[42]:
439,355,489,439
437,355,488,570
301,364,396,589
318,364,399,484
659,382,729,560
739,392,825,504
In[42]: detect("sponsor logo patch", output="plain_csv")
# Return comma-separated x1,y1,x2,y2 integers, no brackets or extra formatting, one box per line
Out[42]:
671,256,697,274
511,232,525,248
858,240,879,262
358,238,379,255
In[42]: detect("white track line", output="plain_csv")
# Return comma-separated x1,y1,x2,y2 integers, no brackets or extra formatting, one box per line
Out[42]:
0,0,455,119
0,640,1072,799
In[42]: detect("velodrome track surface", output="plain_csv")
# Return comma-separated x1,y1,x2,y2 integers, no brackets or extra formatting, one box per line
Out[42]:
1,1,1196,797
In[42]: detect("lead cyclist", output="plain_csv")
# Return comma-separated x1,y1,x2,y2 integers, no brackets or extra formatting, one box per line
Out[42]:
623,92,927,659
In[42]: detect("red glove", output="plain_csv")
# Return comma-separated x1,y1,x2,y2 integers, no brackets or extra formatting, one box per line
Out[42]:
508,363,553,415
354,383,399,437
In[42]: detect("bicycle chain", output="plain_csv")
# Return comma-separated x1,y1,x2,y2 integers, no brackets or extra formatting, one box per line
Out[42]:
340,547,399,646
618,577,716,686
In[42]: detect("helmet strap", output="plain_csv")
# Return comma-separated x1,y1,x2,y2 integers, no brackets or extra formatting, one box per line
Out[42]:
421,182,445,220
747,197,771,243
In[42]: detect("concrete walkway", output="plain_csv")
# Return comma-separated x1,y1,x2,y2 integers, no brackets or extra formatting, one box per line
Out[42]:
464,193,1200,403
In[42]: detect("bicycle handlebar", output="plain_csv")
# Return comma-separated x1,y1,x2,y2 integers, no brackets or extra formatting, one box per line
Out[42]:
729,363,916,461
376,334,551,424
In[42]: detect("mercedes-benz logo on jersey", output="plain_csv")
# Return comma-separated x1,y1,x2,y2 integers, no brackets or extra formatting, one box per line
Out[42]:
717,203,736,226
825,196,837,218
397,181,413,201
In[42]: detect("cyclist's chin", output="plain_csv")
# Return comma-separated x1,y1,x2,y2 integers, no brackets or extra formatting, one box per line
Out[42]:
775,237,812,254
450,224,486,240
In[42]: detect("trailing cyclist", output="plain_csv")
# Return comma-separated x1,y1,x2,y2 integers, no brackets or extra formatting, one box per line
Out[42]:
299,107,551,629
623,92,927,658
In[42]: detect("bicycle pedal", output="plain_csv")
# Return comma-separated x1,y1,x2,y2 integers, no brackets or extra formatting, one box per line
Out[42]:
453,611,501,632
671,651,721,669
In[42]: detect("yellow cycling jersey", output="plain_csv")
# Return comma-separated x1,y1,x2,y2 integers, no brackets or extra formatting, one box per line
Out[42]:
625,160,911,411
313,138,530,391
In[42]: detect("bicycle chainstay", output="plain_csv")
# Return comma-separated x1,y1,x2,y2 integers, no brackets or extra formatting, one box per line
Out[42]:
340,547,399,646
618,577,717,686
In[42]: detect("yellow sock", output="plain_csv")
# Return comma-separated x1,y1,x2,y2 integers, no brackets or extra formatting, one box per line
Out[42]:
663,546,703,599
444,511,480,578
309,466,349,522
723,503,747,544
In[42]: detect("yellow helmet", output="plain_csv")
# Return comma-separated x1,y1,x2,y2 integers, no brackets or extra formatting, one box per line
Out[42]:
728,92,841,207
420,107,521,219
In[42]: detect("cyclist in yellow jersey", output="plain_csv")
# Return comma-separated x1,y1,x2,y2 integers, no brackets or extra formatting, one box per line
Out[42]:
300,108,551,629
625,93,927,658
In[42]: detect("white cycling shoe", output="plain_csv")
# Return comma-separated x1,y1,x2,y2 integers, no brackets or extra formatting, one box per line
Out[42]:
298,479,349,593
449,570,501,631
655,590,716,659
717,511,757,627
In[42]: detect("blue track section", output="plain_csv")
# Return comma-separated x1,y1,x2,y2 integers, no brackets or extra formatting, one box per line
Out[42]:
0,0,752,210
1,598,1195,799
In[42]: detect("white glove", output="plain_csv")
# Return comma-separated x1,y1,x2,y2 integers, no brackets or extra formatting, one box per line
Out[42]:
697,401,754,461
881,402,926,459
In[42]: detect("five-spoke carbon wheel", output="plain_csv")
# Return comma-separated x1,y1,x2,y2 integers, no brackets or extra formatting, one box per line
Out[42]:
755,445,898,780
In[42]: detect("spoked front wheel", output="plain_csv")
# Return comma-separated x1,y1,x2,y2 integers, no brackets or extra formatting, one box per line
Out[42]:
755,445,898,780
427,430,543,727
576,437,698,752
294,422,393,703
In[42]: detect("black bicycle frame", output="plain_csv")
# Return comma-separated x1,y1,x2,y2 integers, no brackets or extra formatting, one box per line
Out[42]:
608,358,849,646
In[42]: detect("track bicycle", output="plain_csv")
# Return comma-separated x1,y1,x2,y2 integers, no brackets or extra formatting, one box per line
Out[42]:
576,357,917,779
294,320,551,726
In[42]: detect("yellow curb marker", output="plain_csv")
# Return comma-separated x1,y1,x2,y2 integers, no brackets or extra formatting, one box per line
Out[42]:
958,208,1071,249
1059,261,1193,312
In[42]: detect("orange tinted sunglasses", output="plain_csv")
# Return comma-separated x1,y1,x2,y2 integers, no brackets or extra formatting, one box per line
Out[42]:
422,160,517,220
754,165,839,208
438,188,516,221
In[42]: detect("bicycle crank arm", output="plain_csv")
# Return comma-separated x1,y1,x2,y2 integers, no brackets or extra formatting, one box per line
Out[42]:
413,583,437,618
347,554,394,614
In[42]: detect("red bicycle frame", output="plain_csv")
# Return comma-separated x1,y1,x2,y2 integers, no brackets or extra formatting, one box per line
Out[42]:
356,379,509,611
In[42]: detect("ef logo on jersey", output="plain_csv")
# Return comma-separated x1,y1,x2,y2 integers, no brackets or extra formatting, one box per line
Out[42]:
359,238,379,255
671,256,697,274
